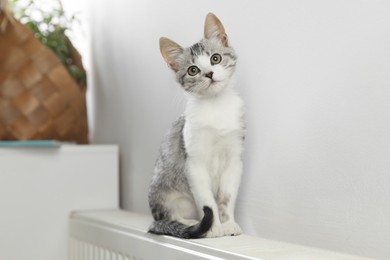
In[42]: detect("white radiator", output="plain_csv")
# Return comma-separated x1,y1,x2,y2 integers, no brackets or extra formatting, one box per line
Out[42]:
69,210,372,260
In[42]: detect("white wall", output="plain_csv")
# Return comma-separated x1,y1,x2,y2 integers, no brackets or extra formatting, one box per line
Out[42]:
88,1,390,259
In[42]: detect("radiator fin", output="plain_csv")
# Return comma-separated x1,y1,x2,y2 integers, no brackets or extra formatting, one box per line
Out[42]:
69,238,133,260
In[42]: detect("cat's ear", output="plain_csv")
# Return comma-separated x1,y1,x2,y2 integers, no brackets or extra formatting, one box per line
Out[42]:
204,13,228,47
160,37,183,72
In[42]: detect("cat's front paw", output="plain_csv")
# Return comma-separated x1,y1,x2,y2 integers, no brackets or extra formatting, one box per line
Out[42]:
206,224,224,238
222,221,242,236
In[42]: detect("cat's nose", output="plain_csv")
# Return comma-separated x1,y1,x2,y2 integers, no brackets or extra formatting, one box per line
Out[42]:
205,71,214,79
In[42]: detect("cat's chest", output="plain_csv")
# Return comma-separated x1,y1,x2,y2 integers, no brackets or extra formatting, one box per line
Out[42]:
185,93,244,133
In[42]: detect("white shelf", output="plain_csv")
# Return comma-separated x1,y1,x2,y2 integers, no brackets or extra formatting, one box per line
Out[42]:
0,145,119,260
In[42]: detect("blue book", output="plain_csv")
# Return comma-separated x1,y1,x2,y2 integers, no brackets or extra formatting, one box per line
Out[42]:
0,140,63,147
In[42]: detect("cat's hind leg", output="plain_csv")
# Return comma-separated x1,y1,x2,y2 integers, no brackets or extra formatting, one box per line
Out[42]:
166,192,199,225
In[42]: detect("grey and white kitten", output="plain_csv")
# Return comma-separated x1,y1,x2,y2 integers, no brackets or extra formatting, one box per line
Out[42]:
148,13,245,239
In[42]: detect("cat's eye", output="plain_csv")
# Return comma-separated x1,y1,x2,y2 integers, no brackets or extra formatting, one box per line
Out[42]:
187,66,200,76
210,53,222,65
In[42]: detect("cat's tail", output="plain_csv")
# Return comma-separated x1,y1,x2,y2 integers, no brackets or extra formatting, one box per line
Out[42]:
148,206,213,239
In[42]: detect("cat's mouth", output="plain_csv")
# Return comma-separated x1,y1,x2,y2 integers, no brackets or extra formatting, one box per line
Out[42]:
208,79,219,85
197,79,222,94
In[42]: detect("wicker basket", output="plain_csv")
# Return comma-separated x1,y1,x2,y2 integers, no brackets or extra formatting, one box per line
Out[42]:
0,2,89,144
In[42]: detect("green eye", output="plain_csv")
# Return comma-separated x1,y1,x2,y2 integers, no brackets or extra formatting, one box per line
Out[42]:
211,53,222,65
187,66,200,76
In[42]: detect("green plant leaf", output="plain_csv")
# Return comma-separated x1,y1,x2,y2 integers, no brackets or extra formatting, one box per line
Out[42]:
10,0,87,87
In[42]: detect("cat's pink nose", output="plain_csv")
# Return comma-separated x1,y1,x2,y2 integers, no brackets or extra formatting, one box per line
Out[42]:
205,72,214,79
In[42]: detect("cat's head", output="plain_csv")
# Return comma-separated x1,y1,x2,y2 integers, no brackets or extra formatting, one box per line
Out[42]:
160,13,237,98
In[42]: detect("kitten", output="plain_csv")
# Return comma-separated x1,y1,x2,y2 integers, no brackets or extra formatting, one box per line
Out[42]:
148,13,245,239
